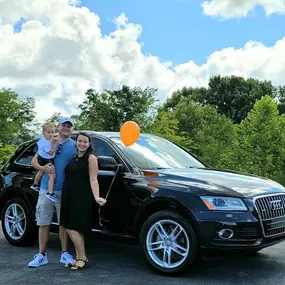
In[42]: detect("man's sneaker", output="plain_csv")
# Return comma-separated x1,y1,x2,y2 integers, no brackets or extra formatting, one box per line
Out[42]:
30,184,40,192
45,192,59,202
60,252,75,267
28,253,48,268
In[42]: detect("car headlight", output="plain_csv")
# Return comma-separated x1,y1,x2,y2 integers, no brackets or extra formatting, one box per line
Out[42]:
201,196,248,211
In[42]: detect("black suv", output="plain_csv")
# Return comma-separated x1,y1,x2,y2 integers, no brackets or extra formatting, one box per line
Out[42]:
1,131,285,274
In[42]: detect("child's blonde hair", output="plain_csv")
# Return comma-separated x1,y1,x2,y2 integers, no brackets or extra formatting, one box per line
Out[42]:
42,122,56,132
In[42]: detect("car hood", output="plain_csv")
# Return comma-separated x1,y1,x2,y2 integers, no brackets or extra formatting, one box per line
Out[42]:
156,168,285,198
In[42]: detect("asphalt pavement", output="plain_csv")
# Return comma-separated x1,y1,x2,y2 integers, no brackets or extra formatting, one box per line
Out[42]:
1,228,285,285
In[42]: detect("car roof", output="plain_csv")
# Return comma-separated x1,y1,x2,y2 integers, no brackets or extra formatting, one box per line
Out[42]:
17,131,158,148
73,131,155,139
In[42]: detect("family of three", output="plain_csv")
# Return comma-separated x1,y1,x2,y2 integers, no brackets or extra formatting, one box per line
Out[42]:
28,117,106,270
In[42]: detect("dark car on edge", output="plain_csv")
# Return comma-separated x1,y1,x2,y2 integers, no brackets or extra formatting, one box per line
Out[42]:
1,131,285,274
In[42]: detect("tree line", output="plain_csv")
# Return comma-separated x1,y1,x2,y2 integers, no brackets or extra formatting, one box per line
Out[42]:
1,75,285,185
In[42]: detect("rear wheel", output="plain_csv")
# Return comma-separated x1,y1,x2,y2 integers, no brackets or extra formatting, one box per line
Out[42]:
1,198,37,246
140,210,199,275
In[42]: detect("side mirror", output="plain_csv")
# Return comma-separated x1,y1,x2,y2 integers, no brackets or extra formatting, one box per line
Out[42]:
97,156,121,171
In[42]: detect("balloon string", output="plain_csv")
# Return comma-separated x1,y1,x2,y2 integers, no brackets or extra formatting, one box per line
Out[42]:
99,164,122,227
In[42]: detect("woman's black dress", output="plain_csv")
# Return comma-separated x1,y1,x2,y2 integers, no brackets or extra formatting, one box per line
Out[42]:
60,155,93,233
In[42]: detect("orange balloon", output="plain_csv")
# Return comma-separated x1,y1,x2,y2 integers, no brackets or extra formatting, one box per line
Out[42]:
120,121,140,146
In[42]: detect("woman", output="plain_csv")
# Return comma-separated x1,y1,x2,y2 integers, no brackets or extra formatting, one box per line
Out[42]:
60,132,106,270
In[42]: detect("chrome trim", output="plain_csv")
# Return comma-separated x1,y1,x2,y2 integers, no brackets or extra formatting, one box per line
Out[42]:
218,229,234,240
97,170,116,176
270,200,283,211
253,193,285,238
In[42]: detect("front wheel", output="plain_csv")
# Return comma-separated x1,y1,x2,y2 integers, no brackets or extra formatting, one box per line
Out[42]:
1,198,37,246
140,210,199,274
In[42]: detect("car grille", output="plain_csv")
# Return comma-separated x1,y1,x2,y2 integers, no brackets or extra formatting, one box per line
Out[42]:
254,194,285,237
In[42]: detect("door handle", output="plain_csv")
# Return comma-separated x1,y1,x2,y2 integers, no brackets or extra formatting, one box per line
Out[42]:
24,177,34,181
98,170,115,176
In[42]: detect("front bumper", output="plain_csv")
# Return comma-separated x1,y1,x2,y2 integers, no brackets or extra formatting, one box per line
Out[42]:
192,210,285,250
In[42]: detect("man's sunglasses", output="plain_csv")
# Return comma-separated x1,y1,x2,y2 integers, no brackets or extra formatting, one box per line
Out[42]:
56,143,62,155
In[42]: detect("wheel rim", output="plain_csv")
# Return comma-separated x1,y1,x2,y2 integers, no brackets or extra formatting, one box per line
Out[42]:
4,203,26,240
146,219,190,269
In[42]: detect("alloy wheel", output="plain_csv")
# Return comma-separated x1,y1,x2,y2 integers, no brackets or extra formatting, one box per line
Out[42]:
4,203,27,240
146,219,190,269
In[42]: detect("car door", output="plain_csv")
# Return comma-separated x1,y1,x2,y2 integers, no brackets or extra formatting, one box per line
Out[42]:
92,137,135,234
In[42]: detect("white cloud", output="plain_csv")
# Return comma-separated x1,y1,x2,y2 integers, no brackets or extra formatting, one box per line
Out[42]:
201,0,285,19
0,0,285,124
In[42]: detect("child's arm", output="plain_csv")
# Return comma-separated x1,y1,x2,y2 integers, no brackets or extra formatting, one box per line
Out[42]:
48,138,58,156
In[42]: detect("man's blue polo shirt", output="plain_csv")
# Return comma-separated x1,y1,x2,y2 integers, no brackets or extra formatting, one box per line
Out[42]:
40,138,77,191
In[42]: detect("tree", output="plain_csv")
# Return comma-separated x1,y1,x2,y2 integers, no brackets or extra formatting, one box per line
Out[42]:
0,143,16,167
160,87,207,112
205,76,275,123
0,89,36,145
161,76,277,124
152,96,237,169
75,85,158,132
149,111,193,150
235,95,285,183
275,85,285,115
173,97,236,169
47,112,62,125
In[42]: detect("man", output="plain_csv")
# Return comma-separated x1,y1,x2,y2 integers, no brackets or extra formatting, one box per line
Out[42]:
28,117,77,268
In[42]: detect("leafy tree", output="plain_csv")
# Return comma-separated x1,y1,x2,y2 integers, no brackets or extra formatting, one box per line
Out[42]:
275,85,285,115
173,98,236,169
47,112,62,125
75,85,158,132
161,76,277,124
205,76,275,123
160,87,207,112
235,95,285,183
0,89,36,144
149,111,193,149
0,143,16,167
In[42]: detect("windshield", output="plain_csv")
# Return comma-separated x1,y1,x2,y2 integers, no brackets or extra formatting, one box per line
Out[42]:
110,135,206,169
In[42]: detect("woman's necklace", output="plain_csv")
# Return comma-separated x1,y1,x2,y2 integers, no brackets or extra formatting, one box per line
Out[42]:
76,153,84,161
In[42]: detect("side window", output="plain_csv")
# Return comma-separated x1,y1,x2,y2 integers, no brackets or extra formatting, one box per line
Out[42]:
92,138,119,162
14,143,37,166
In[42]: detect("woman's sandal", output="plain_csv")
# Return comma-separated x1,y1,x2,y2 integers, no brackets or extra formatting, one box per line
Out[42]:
70,258,89,270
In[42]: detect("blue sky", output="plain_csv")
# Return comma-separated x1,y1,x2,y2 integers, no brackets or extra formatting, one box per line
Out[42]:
80,0,285,65
3,0,285,121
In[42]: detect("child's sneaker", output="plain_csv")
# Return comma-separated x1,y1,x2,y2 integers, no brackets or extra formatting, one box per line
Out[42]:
30,184,40,192
45,192,59,202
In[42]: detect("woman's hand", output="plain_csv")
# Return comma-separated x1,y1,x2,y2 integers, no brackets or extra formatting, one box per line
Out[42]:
95,197,107,206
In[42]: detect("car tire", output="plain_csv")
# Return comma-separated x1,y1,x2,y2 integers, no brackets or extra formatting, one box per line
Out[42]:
1,198,37,246
140,210,199,275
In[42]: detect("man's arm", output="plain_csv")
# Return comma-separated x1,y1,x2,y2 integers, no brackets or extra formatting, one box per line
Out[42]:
31,153,55,174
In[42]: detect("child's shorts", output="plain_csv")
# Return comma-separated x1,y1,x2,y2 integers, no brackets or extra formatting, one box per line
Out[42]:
37,155,54,166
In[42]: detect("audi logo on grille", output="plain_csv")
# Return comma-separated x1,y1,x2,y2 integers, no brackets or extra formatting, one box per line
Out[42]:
270,200,283,210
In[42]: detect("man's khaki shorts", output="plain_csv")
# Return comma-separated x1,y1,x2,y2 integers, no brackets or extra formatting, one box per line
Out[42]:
35,190,62,226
